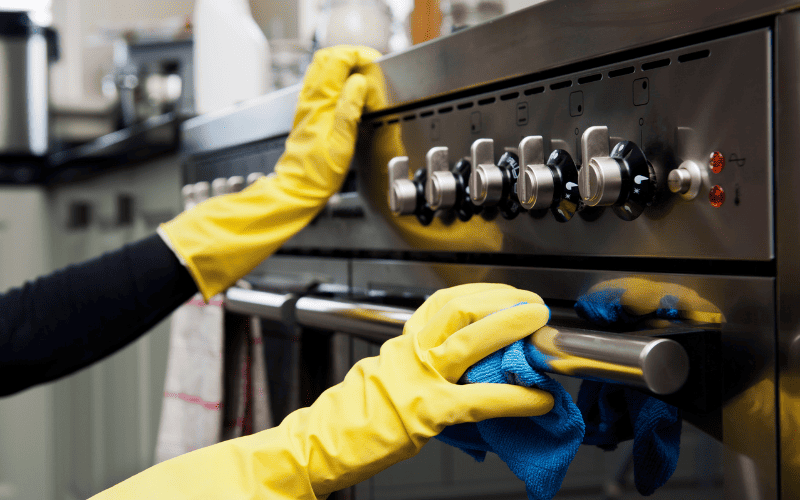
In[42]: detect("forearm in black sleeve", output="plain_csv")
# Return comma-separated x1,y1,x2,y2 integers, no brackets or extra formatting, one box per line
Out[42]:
0,233,198,396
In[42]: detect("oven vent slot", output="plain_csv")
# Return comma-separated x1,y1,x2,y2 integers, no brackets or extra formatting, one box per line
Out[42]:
403,114,416,121
420,111,434,117
500,91,519,101
457,102,474,110
524,86,544,95
642,58,671,71
478,97,496,106
438,106,453,114
608,66,635,78
678,49,710,63
550,80,573,90
386,118,399,125
578,73,602,84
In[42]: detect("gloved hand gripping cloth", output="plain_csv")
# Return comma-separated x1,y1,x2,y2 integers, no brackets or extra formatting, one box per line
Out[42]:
435,339,585,500
436,277,696,498
92,284,554,500
158,45,385,301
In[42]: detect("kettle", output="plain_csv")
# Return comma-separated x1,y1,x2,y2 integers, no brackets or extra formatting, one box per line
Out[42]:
0,11,59,157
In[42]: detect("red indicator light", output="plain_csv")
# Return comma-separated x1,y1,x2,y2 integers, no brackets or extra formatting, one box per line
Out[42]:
709,151,725,174
709,185,725,208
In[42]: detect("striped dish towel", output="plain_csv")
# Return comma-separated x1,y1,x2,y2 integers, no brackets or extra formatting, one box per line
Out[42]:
155,293,224,462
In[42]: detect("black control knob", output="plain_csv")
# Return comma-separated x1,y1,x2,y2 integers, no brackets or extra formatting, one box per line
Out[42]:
545,150,580,223
578,127,656,221
497,151,525,220
518,136,579,222
578,140,655,221
452,158,479,221
412,168,435,225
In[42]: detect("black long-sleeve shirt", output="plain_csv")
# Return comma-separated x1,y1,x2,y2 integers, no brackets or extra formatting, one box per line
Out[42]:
0,234,197,396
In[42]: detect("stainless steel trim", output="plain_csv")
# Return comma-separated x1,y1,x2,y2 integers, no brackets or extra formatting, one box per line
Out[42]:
376,0,794,109
226,288,690,394
225,287,293,321
775,11,798,499
294,296,411,343
181,84,299,157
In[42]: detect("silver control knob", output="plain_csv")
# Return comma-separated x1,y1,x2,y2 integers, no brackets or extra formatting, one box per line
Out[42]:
211,177,229,197
246,172,265,186
388,156,418,215
227,176,245,193
519,165,556,210
579,156,625,207
517,135,554,210
667,160,702,200
427,172,458,210
424,147,457,210
194,181,210,203
469,138,503,206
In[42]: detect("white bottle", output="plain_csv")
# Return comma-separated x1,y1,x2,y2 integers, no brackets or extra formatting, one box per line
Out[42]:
193,0,273,114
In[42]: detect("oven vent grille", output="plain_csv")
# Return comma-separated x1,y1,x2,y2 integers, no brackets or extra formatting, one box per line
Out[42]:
524,86,545,95
608,66,635,78
550,80,573,90
642,58,671,71
578,73,602,84
678,49,710,63
369,46,711,128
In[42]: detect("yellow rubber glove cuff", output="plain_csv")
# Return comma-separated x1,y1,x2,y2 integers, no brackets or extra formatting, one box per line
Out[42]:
92,284,554,500
160,45,383,300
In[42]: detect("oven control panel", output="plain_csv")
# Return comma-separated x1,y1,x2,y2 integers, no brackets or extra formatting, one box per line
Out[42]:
332,27,772,261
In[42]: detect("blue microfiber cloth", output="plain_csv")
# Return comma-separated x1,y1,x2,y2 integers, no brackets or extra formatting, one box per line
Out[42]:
577,381,681,495
435,339,585,500
574,288,683,496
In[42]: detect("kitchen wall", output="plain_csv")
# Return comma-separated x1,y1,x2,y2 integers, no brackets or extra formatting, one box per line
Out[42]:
48,0,543,111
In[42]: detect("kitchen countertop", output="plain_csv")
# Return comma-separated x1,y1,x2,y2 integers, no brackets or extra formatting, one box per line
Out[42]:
0,112,182,186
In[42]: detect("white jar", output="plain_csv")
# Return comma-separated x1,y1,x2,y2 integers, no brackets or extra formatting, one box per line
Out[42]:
319,0,392,54
193,0,273,114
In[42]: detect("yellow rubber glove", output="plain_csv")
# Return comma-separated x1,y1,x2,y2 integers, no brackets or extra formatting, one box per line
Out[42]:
160,45,383,301
92,284,554,500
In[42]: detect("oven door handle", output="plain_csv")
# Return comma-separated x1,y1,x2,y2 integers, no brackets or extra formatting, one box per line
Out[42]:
225,288,690,395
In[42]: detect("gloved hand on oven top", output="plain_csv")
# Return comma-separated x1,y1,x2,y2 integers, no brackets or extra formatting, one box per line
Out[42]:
159,45,384,301
91,283,554,499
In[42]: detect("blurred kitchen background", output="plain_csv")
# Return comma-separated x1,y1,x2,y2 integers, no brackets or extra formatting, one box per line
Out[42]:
0,0,546,499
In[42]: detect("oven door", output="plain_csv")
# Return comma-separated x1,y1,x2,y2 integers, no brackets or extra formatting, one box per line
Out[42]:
226,260,775,500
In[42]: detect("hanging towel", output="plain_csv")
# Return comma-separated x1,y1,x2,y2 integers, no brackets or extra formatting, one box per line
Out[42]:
155,293,224,462
435,340,585,500
221,281,273,440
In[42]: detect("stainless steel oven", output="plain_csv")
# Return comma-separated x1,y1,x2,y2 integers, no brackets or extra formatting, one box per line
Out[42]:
181,2,800,498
